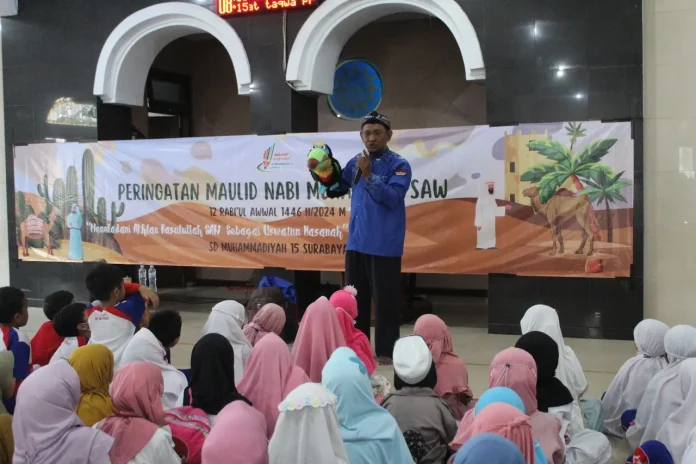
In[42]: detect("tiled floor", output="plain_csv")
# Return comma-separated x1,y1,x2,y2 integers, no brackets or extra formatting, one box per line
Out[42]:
23,297,635,462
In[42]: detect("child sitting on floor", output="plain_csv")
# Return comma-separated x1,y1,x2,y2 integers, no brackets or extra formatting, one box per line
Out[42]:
30,290,74,367
0,287,31,413
50,302,90,363
85,264,157,367
330,287,392,402
381,335,457,464
414,314,473,420
122,309,187,410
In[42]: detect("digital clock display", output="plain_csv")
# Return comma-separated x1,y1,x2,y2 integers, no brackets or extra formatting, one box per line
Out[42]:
218,0,319,16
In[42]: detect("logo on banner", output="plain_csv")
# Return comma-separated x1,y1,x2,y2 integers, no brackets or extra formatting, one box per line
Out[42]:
257,143,292,172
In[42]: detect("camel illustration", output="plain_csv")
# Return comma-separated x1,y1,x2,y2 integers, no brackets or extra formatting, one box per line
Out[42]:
19,209,57,257
522,187,598,256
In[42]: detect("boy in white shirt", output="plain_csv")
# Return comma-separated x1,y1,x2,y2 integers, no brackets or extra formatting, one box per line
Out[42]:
122,309,187,410
50,303,91,363
85,264,158,367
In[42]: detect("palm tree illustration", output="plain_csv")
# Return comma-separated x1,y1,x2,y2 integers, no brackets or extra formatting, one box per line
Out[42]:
520,122,618,241
580,167,631,243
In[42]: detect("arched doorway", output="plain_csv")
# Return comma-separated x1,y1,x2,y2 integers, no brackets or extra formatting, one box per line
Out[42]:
286,0,485,95
93,2,251,107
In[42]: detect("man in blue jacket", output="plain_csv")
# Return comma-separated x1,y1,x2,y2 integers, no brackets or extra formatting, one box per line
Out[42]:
327,111,411,364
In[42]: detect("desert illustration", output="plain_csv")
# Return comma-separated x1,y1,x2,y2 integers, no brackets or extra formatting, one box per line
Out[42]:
14,121,634,277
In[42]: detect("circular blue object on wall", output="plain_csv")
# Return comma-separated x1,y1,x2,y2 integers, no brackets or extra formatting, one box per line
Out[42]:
327,59,383,120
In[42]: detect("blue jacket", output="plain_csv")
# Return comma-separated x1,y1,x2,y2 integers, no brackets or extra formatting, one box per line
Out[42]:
337,148,411,257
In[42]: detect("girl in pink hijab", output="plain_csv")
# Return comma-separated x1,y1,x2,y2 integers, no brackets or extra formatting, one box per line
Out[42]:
488,348,564,464
96,361,180,464
413,314,473,419
470,403,536,464
202,401,269,464
291,298,346,382
12,360,114,464
237,333,309,437
243,304,287,346
450,349,565,463
330,286,377,375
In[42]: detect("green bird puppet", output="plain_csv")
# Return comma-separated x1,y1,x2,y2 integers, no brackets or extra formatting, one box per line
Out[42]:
307,143,343,194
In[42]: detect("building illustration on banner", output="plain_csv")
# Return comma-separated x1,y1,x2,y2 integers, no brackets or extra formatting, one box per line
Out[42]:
13,121,634,277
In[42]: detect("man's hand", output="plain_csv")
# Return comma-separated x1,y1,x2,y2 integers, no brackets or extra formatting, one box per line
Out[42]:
138,285,160,307
357,150,372,178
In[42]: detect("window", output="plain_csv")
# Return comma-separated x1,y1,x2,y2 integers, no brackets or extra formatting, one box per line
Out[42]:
510,161,516,173
46,98,97,127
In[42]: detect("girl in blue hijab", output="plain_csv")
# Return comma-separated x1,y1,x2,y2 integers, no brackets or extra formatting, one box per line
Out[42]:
322,347,412,464
454,433,525,464
474,387,549,464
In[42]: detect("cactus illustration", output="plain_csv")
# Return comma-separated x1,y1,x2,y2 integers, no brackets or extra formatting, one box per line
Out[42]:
36,174,53,216
65,166,79,239
52,178,66,239
16,192,27,222
97,197,107,227
110,201,125,227
82,149,95,239
53,178,65,210
66,166,78,206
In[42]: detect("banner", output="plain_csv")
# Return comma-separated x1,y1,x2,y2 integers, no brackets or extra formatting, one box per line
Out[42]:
13,121,634,276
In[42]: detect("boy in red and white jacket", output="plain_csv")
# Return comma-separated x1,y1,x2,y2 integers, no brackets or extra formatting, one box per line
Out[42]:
85,264,158,367
30,290,75,367
0,287,31,413
50,302,91,363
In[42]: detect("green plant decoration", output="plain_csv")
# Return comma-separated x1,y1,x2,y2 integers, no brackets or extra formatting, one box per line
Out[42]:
581,169,632,243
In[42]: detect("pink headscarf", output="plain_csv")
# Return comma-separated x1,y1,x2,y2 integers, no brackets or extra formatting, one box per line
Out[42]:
12,360,114,464
470,403,536,464
291,298,346,382
202,401,269,464
243,304,286,346
413,314,472,418
237,333,309,437
96,361,165,464
330,286,376,375
489,348,565,464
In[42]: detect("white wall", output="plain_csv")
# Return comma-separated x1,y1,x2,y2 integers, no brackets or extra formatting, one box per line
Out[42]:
643,0,696,325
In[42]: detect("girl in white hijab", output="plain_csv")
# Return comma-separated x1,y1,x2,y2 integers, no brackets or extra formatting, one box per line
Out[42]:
655,358,696,462
626,324,696,449
521,305,587,399
601,319,669,437
683,427,696,463
269,382,349,464
201,301,252,384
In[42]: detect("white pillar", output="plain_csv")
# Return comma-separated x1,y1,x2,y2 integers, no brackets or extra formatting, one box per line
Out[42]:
643,0,696,325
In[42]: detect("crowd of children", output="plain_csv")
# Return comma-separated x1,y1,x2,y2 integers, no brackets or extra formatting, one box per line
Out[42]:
0,263,694,462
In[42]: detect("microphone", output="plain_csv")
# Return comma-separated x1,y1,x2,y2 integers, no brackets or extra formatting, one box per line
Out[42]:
354,151,367,184
354,167,362,184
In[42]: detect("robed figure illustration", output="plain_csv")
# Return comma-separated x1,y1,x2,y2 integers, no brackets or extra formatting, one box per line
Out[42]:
474,181,508,249
68,204,84,260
